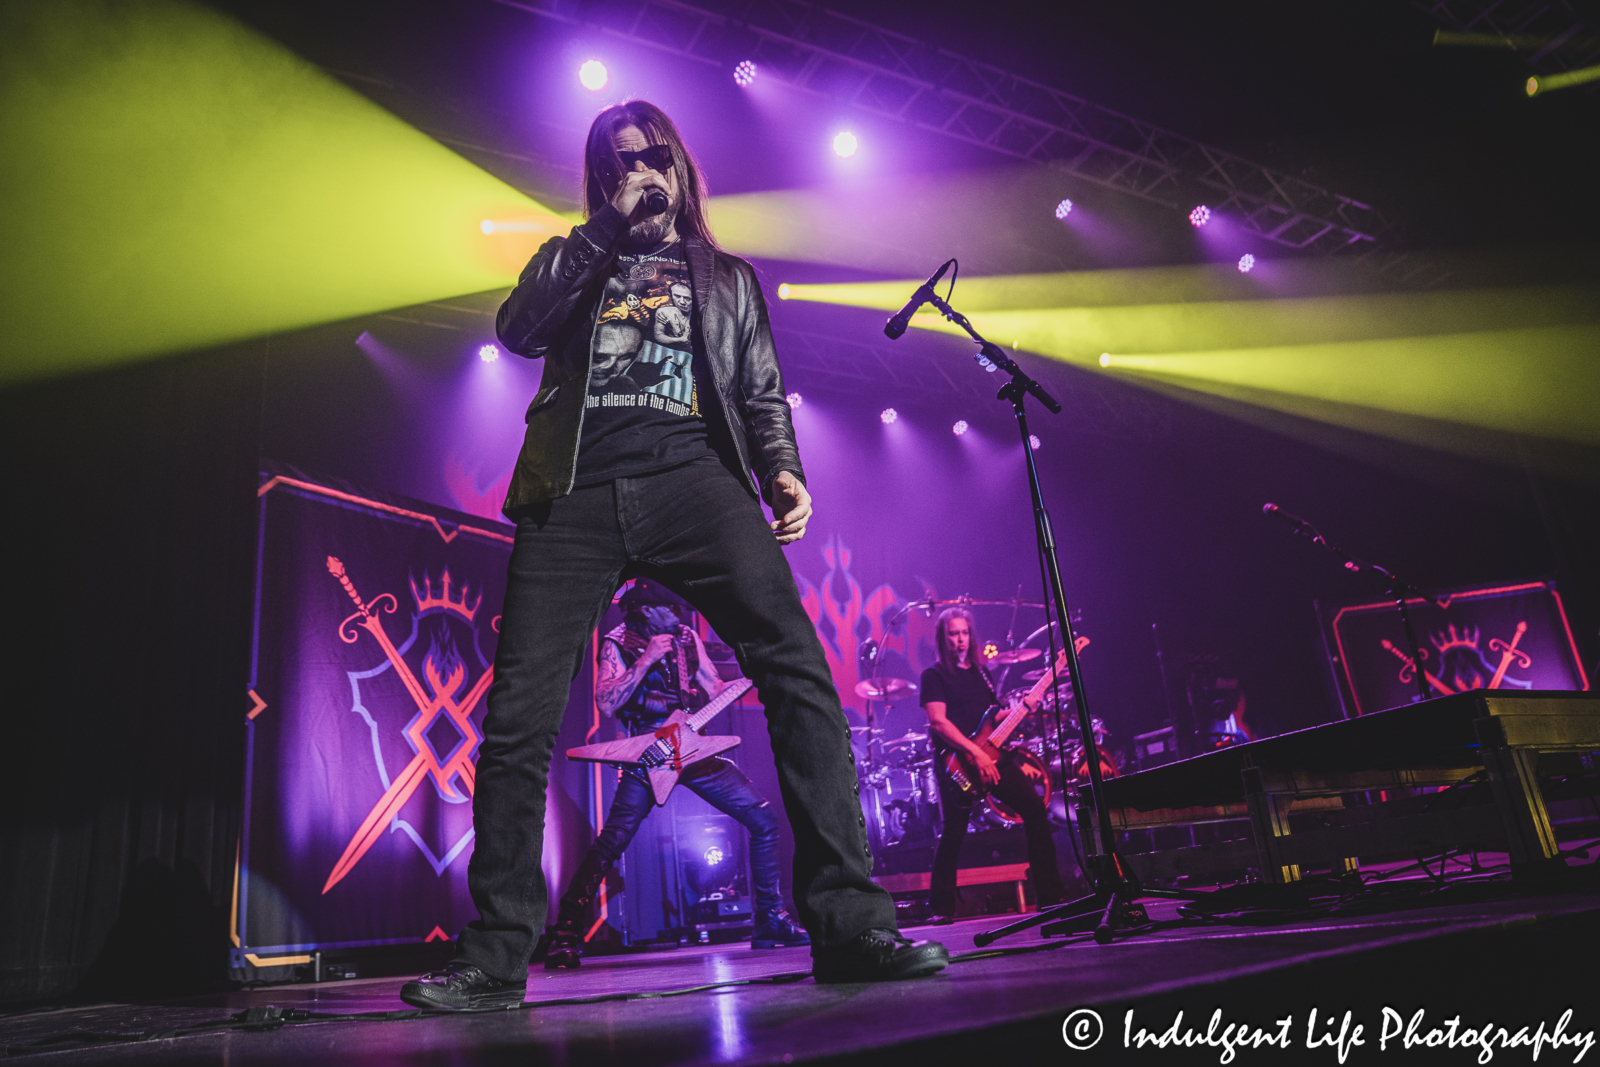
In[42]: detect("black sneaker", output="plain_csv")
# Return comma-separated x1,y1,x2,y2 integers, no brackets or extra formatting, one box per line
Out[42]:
751,908,811,949
399,961,525,1010
811,929,949,984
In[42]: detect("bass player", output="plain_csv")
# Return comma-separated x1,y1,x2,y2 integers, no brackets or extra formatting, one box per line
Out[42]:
533,579,810,968
919,607,1066,922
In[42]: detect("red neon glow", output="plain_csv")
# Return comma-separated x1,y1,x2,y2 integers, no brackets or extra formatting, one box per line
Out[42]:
322,557,492,894
259,475,513,545
583,630,610,943
1333,582,1589,715
1488,621,1530,691
410,568,481,621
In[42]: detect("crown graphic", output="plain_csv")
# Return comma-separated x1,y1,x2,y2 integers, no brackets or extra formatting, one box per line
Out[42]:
1430,624,1480,654
410,569,480,622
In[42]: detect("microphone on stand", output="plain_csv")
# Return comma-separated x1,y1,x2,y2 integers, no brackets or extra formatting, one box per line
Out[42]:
1262,503,1361,571
884,259,955,339
643,189,670,215
1261,502,1317,536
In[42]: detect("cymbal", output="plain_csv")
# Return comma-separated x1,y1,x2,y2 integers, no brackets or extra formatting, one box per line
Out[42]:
849,726,884,734
986,647,1042,665
854,677,917,700
884,731,927,748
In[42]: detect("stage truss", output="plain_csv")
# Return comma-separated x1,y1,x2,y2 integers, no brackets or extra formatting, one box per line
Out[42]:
498,0,1399,255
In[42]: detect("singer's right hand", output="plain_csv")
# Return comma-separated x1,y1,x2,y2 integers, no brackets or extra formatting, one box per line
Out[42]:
641,633,676,666
609,169,668,219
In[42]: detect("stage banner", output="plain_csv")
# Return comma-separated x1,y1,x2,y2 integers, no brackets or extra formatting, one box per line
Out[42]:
1322,580,1590,718
234,473,515,972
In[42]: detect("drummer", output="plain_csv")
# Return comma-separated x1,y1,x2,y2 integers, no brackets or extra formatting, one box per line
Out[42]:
919,607,1066,923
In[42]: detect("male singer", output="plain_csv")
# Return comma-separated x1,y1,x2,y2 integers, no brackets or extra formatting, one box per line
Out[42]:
401,100,946,1009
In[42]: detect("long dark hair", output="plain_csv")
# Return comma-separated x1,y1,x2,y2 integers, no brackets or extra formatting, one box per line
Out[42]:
582,100,719,249
934,607,985,677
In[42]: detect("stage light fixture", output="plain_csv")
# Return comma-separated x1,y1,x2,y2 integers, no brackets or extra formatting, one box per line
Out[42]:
478,344,499,362
777,283,792,299
480,219,494,235
1189,205,1211,227
1526,63,1600,96
578,60,608,91
734,60,757,87
1238,254,1256,273
833,131,858,158
1099,353,1111,367
1029,434,1041,450
952,420,969,435
786,392,802,408
703,845,725,866
1054,199,1073,219
880,407,897,424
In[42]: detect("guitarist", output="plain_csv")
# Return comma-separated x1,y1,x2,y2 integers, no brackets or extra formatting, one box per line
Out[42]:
533,579,810,968
920,607,1066,923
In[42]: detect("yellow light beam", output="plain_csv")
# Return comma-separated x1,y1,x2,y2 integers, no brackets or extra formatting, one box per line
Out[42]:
783,280,1598,360
0,0,556,385
1527,63,1600,96
1099,325,1600,447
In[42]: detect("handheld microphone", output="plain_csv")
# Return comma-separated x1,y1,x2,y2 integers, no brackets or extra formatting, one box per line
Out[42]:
884,259,955,339
643,189,670,216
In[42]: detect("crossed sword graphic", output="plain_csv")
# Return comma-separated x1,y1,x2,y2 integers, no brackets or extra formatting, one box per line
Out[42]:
322,557,493,894
1381,620,1530,696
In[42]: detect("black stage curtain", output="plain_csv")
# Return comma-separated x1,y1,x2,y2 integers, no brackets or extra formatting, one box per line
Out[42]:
0,344,264,1004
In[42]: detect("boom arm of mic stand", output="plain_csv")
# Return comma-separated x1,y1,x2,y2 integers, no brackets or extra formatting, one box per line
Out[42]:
923,293,1062,413
1280,514,1434,704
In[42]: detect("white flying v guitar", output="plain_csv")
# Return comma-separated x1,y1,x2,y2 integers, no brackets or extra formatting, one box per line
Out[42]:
565,677,754,805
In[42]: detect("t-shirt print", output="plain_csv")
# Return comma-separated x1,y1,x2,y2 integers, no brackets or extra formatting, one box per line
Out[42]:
589,249,699,416
573,241,714,484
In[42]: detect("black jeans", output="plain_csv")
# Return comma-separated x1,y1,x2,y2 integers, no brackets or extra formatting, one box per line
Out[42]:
584,756,783,914
455,457,893,980
929,752,1064,912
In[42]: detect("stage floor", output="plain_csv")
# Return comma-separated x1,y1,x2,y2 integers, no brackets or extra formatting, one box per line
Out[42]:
7,877,1600,1066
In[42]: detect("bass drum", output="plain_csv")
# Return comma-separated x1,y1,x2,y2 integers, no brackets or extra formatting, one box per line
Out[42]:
981,749,1052,826
1062,741,1120,783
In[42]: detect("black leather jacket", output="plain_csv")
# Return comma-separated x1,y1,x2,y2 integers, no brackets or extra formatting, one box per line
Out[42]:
494,203,803,515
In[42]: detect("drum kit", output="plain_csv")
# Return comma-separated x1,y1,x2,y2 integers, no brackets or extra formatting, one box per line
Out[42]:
851,596,1119,848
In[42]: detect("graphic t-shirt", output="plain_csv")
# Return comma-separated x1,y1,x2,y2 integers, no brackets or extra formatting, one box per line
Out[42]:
575,242,714,483
919,663,998,754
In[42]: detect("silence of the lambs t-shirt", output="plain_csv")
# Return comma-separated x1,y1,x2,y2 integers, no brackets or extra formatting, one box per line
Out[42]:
574,240,715,483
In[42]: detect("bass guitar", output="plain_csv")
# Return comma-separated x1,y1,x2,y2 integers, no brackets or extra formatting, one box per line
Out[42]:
565,677,754,806
938,638,1087,800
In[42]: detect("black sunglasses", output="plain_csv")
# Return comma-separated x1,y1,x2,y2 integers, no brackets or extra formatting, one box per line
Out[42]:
604,144,674,179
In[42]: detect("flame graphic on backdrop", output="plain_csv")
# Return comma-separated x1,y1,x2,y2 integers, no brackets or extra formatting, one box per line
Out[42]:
794,534,933,717
442,455,513,524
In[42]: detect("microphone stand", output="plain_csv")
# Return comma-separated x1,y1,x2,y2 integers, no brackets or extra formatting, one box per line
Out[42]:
1269,512,1434,705
906,289,1201,947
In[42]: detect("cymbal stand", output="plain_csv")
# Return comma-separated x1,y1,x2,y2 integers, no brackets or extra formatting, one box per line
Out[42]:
905,285,1203,947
